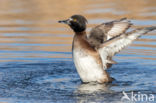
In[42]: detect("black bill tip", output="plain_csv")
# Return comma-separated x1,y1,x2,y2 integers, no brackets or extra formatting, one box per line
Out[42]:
58,19,69,24
58,20,63,23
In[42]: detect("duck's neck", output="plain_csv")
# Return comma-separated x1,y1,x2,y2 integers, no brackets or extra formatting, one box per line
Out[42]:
75,31,86,36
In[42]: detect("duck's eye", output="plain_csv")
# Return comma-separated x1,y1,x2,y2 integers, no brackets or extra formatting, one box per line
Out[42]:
73,18,77,22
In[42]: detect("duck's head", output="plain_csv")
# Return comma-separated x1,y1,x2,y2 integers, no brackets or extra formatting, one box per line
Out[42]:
58,15,87,33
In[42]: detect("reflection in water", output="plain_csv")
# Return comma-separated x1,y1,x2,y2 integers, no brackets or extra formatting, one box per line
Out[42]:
0,0,155,103
74,83,123,103
76,83,112,94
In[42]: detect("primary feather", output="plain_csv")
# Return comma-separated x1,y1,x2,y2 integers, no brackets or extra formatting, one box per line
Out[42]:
97,27,156,69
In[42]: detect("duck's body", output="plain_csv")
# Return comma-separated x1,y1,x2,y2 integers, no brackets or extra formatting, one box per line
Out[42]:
58,15,156,83
72,32,111,83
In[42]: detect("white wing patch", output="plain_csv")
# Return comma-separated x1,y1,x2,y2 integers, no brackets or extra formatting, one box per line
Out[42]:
106,21,131,40
98,27,156,70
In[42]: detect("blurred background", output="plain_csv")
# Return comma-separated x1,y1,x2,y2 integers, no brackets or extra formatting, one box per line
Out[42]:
0,0,155,62
0,0,155,103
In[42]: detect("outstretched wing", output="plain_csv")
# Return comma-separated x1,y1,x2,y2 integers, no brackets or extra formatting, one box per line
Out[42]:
87,18,132,48
98,27,156,70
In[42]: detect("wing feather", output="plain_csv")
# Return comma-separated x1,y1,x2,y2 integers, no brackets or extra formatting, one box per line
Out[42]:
87,18,132,48
98,27,156,70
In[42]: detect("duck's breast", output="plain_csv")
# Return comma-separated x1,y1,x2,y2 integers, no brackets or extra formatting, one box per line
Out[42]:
73,48,104,82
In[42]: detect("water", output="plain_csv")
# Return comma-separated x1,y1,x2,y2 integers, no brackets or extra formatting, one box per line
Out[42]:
0,0,155,103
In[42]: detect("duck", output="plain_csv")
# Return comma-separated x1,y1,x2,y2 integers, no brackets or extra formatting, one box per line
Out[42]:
58,14,156,83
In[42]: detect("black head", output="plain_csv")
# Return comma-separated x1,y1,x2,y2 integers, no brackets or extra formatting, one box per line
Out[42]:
58,15,88,32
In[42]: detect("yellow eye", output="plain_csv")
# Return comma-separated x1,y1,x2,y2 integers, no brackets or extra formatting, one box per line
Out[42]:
73,18,77,22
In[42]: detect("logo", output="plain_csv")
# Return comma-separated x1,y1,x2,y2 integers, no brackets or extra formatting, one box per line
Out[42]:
121,91,155,102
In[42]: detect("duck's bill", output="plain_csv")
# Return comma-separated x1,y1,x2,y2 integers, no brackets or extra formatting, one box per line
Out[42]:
58,19,70,24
